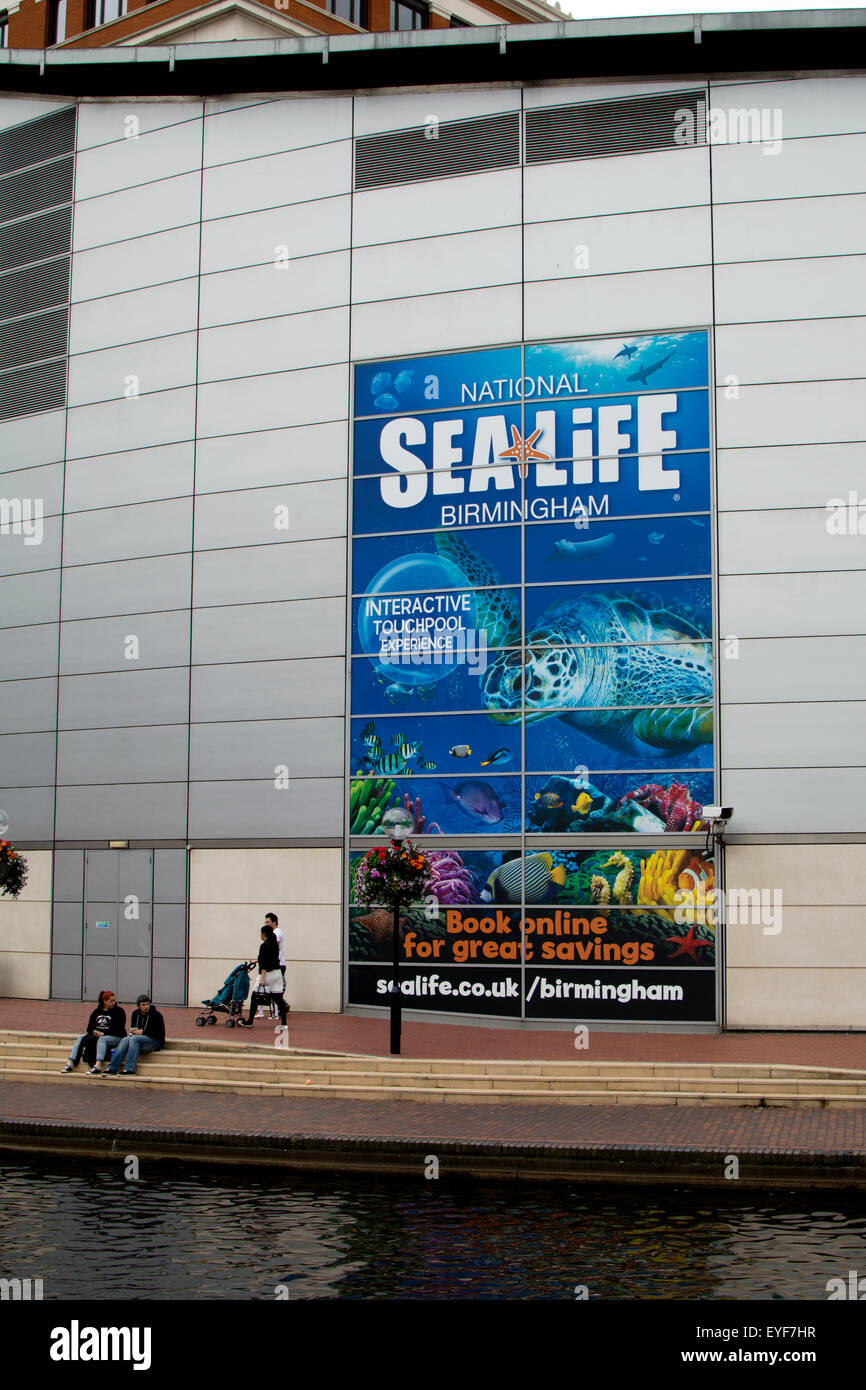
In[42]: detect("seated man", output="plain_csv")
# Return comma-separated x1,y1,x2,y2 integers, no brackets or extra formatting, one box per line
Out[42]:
102,994,165,1076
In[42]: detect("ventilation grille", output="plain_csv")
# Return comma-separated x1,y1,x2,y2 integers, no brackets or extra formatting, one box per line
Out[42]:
525,90,706,164
0,106,75,423
355,111,520,190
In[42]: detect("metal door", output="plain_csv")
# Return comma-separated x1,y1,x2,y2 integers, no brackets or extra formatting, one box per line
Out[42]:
83,850,153,1003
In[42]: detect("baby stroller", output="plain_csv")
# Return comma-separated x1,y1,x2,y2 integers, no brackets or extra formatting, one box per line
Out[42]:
196,961,255,1028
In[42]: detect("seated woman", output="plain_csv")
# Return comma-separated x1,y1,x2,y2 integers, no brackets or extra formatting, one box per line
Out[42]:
238,924,288,1029
61,990,127,1074
103,994,165,1076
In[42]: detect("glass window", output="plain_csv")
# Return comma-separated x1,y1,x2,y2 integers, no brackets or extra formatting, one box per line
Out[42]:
85,0,126,27
47,0,67,43
328,0,368,24
0,12,9,47
391,0,428,29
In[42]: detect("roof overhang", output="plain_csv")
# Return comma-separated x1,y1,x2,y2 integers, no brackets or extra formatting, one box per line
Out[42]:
0,10,864,99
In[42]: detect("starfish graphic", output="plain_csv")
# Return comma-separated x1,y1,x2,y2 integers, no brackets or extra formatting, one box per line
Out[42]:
664,923,714,964
498,425,551,479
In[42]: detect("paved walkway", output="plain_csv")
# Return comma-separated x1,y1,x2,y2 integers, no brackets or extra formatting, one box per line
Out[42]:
2,998,865,1186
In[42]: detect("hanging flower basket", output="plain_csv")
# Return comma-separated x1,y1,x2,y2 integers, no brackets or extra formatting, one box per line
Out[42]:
353,839,430,912
0,840,28,900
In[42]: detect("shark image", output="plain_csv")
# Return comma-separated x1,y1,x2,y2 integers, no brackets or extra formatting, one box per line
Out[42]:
614,343,638,360
626,348,677,386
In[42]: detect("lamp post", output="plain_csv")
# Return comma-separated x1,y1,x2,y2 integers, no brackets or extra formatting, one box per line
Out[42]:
381,805,414,1056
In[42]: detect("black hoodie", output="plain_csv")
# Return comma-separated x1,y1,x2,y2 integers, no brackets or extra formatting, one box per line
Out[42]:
130,1007,165,1047
85,1004,127,1036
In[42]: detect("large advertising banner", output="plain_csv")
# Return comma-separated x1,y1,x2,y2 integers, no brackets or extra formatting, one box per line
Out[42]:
348,331,716,1022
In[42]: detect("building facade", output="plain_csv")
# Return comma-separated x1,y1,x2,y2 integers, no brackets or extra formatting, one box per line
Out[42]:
1,16,865,1030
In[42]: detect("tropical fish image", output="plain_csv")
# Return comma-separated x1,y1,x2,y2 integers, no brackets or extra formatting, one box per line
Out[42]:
574,792,593,816
361,752,410,776
440,780,503,824
480,852,566,904
418,759,437,771
481,591,713,758
480,747,512,767
549,533,616,561
362,721,378,744
648,532,664,544
392,738,421,760
534,791,583,813
449,745,472,758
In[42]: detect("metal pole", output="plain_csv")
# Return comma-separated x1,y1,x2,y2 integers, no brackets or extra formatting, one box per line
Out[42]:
390,891,401,1055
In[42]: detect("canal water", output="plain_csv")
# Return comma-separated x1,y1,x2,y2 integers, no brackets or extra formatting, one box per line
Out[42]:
1,1154,863,1300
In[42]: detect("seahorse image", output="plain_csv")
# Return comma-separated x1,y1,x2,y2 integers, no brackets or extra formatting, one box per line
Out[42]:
590,874,611,905
601,851,635,904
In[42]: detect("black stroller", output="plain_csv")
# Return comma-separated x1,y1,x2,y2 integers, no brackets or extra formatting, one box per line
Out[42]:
196,961,255,1028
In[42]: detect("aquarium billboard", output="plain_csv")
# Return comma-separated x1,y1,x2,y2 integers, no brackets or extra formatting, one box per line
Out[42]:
348,330,716,1022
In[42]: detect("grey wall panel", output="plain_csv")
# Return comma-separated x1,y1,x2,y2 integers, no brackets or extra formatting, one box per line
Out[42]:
0,571,60,629
194,422,348,492
0,732,56,786
721,571,866,639
192,597,345,664
194,480,347,550
199,196,351,274
353,227,522,303
354,168,521,247
355,85,519,137
51,954,82,999
152,955,186,1005
196,365,348,437
53,848,83,902
198,252,350,328
353,284,522,361
189,717,343,781
153,904,186,956
0,623,58,681
715,256,866,324
55,783,187,839
76,101,201,152
0,515,61,576
0,787,54,840
712,133,866,204
67,333,198,408
57,726,189,785
722,768,865,834
61,554,192,621
154,849,187,904
65,390,197,461
709,76,866,139
524,206,711,281
720,637,866,704
0,677,58,734
64,443,194,512
523,146,709,223
719,509,866,576
201,141,352,221
203,95,351,166
190,657,345,722
72,172,203,251
69,279,199,355
116,957,152,1002
525,269,712,343
71,226,200,303
193,538,346,608
0,462,63,518
188,776,343,838
713,194,866,264
722,701,866,769
197,308,349,381
61,498,193,566
717,443,863,512
715,382,866,449
58,667,190,730
74,119,204,201
715,319,866,387
59,610,191,676
0,409,66,473
53,901,84,957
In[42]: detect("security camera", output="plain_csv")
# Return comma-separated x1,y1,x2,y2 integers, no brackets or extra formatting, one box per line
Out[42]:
701,806,733,821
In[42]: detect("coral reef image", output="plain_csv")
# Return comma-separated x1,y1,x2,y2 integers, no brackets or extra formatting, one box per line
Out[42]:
525,774,712,834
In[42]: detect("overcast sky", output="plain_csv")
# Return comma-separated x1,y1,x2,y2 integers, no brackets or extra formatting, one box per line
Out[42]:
555,1,861,16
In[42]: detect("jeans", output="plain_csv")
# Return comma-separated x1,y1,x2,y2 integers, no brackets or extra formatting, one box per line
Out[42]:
69,1034,123,1066
105,1035,162,1074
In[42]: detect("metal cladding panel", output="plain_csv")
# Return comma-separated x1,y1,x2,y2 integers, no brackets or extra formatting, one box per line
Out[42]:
72,172,203,252
194,480,347,551
0,514,61,574
711,133,866,203
203,95,351,166
0,256,69,320
55,783,188,840
0,155,74,222
720,637,866,705
202,140,352,221
53,902,84,953
720,571,866,640
0,677,58,735
197,308,348,381
65,389,198,461
53,849,84,903
190,657,346,724
154,850,187,905
59,611,191,676
524,205,711,280
187,777,343,838
152,955,186,1005
717,442,865,513
60,553,192,621
0,786,54,839
722,703,866,770
722,769,865,835
524,144,710,222
189,717,344,781
50,954,82,999
60,498,194,566
712,193,866,263
0,206,71,274
194,422,348,492
0,570,61,628
63,443,195,512
193,538,347,609
0,358,67,422
0,107,76,176
525,89,705,163
0,732,56,786
153,904,186,956
200,197,351,274
353,227,522,303
719,508,866,577
58,667,191,730
57,726,189,786
355,111,520,190
71,225,200,303
0,408,66,471
352,167,521,246
0,622,58,681
73,120,203,202
191,597,345,665
0,307,68,375
67,333,198,408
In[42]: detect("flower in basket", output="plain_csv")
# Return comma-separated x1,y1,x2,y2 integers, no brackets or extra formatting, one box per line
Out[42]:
353,838,431,911
0,837,29,900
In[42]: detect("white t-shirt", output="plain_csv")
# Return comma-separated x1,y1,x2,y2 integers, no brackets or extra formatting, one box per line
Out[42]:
273,926,285,968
